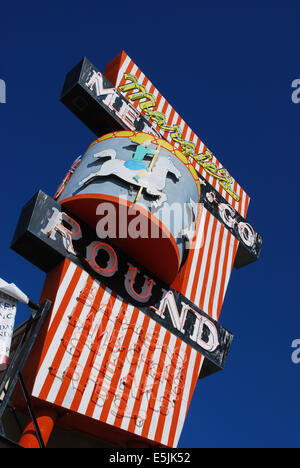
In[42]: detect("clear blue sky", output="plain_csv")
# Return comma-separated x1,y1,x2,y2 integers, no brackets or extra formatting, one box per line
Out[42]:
0,1,299,448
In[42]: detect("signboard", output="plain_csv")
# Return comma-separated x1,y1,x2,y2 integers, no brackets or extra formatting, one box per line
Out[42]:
0,291,17,371
8,52,262,448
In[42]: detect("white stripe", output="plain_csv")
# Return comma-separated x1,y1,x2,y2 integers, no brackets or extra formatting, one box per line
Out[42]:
147,333,178,441
173,349,198,447
131,326,167,438
102,306,144,426
47,274,94,404
156,339,187,446
193,212,215,308
118,318,155,433
116,317,152,432
91,298,135,421
32,269,89,398
221,235,236,304
138,71,147,86
61,280,104,408
117,56,131,85
76,290,120,415
48,262,77,328
212,228,229,320
202,221,222,316
156,94,166,114
184,208,207,300
184,127,192,145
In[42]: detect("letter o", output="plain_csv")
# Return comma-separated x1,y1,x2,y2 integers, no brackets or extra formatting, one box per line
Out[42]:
238,222,255,247
218,203,236,228
85,241,118,277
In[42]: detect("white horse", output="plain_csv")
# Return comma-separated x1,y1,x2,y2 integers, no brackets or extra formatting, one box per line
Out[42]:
79,149,182,208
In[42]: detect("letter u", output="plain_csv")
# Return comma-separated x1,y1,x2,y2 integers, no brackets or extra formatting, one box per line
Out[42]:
124,263,154,303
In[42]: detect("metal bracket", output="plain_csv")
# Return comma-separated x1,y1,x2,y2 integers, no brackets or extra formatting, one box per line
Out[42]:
0,300,52,447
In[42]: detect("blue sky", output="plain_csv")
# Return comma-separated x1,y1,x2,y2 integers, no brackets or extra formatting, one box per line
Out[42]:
0,1,299,448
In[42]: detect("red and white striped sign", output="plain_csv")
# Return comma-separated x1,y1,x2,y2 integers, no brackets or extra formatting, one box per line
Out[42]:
31,259,203,447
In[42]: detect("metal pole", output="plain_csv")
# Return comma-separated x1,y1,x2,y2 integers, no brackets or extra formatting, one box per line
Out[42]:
134,144,161,203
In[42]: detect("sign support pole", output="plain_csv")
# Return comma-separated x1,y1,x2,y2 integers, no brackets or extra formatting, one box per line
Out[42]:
19,406,57,448
134,144,161,203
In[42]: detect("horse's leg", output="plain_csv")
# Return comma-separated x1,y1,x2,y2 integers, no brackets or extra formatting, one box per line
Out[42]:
145,185,167,208
153,192,167,208
79,172,99,186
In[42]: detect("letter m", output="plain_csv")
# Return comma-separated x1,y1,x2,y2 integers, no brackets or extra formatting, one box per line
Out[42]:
85,70,115,98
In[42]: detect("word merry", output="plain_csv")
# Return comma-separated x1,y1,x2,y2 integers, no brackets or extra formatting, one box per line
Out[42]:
119,74,239,202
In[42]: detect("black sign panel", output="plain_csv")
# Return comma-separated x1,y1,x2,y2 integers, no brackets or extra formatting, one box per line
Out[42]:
11,191,234,379
60,57,161,138
200,182,263,268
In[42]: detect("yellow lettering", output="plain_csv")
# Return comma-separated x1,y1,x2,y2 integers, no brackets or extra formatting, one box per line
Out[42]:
119,74,240,202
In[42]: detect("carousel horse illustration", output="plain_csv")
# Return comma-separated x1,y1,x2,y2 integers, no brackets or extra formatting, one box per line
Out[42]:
79,139,182,208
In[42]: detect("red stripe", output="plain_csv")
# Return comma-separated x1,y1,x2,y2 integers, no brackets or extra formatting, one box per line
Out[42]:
38,269,89,400
101,308,147,426
216,232,233,318
154,336,182,442
198,217,218,314
126,321,162,434
167,345,192,447
85,294,126,418
69,288,117,413
53,282,106,407
207,224,225,316
189,211,211,304
141,330,171,439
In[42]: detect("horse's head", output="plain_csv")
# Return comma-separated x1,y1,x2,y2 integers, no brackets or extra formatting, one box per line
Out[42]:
150,156,182,182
